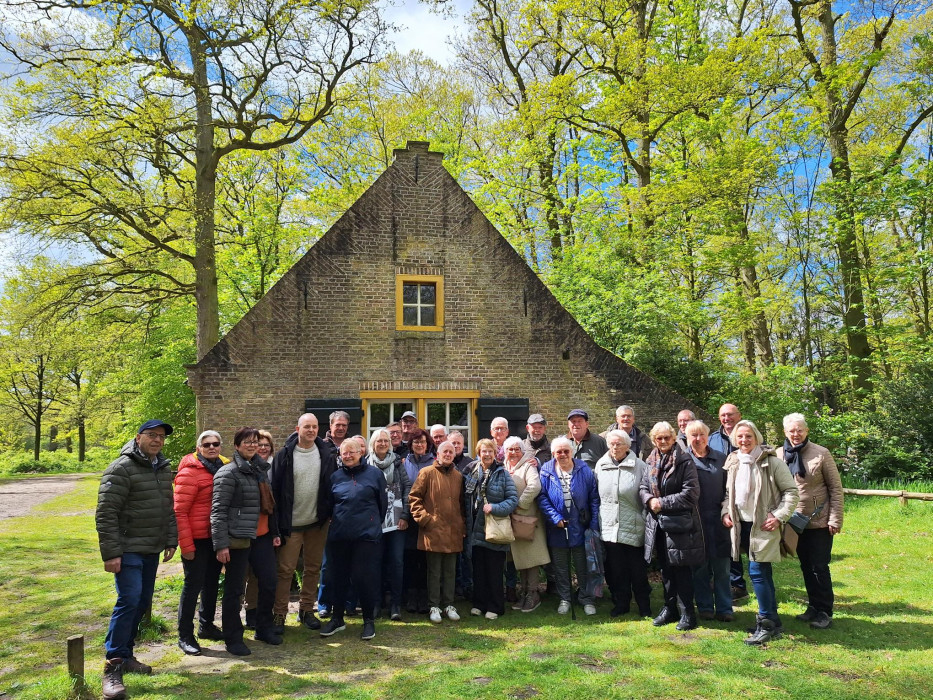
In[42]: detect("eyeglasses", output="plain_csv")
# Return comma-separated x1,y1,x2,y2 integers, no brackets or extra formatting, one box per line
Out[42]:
201,441,221,448
257,443,272,450
140,432,166,441
242,440,259,446
554,449,571,455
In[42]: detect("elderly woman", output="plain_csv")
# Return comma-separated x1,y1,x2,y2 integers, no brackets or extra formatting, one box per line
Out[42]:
777,413,843,630
468,438,519,620
211,427,280,656
244,430,276,631
722,420,799,645
174,431,228,654
367,428,411,622
503,436,550,613
538,436,600,615
640,421,704,631
319,439,388,641
594,429,651,618
684,420,732,622
402,428,434,614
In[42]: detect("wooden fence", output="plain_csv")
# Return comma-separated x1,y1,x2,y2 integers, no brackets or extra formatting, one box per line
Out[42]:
842,488,933,505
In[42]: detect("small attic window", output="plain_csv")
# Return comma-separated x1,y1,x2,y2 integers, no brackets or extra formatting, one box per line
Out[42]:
396,274,444,331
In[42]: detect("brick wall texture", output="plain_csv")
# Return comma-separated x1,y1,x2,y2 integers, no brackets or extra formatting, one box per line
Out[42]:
187,141,706,449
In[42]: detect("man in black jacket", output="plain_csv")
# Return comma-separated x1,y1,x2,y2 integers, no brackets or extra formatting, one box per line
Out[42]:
271,413,336,632
96,419,177,700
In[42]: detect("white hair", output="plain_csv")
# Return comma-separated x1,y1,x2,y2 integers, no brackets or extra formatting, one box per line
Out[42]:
503,436,524,451
783,413,808,430
684,420,710,437
606,429,632,448
197,430,221,447
550,436,573,455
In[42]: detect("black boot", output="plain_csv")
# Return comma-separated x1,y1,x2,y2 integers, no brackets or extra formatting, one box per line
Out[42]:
676,613,698,631
653,607,678,626
198,622,224,641
255,627,283,645
178,637,202,655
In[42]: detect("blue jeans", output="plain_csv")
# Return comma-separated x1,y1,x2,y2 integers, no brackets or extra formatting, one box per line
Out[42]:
105,552,159,659
381,530,406,607
692,556,733,615
741,521,777,620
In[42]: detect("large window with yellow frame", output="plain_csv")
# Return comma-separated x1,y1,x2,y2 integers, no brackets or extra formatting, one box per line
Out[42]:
396,274,444,331
363,391,476,448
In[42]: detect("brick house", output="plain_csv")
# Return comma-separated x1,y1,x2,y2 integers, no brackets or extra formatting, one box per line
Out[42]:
186,141,702,449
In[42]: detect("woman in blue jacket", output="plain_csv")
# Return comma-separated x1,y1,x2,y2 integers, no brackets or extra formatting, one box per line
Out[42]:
318,440,388,641
538,436,600,615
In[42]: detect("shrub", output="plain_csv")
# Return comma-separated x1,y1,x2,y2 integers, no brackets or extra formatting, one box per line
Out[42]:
0,449,110,475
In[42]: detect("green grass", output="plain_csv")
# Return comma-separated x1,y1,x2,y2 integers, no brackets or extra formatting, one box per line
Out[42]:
1,477,931,699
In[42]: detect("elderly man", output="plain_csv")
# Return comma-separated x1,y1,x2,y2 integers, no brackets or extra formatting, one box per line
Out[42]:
324,410,350,452
567,409,608,469
707,403,747,601
271,413,337,632
430,424,449,451
604,405,651,460
676,409,697,451
387,422,407,458
523,414,552,464
490,416,510,461
96,420,177,700
449,430,473,473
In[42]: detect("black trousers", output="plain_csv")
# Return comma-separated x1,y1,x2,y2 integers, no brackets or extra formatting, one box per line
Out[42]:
327,539,382,621
603,541,652,615
222,533,277,643
472,546,507,616
177,538,223,638
797,527,835,614
655,537,695,616
730,558,747,591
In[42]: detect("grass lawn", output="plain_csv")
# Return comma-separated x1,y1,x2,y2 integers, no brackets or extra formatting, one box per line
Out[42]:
1,475,931,699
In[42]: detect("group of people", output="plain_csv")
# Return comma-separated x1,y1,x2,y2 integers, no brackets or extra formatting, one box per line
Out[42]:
95,403,844,700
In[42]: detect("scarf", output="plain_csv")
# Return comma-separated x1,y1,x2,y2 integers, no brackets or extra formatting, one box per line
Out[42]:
370,451,396,484
628,425,643,453
734,447,762,516
197,453,223,476
783,438,808,479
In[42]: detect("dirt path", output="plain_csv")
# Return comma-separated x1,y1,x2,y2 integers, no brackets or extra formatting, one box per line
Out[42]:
0,473,85,519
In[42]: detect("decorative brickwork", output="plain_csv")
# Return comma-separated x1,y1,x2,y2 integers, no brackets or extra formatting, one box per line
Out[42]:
187,141,705,448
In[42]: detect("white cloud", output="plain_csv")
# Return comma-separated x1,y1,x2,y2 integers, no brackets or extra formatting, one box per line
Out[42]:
384,0,470,65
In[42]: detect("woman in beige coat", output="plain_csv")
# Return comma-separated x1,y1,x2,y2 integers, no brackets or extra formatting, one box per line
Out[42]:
502,437,550,612
721,420,798,646
777,413,843,630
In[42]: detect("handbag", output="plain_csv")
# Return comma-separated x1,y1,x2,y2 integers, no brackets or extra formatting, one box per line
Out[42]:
510,513,538,541
657,510,693,534
787,501,825,535
481,473,515,544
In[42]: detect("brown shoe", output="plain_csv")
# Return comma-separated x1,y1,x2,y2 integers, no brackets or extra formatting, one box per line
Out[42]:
102,658,126,700
123,656,152,674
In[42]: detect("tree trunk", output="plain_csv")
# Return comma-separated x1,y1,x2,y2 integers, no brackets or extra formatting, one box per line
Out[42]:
190,34,220,359
737,220,774,368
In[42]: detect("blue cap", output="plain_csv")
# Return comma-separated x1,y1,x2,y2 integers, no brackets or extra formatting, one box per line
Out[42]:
567,409,589,421
137,419,174,436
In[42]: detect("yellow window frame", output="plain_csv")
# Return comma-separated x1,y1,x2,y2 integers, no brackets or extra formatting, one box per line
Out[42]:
361,390,478,442
396,274,444,331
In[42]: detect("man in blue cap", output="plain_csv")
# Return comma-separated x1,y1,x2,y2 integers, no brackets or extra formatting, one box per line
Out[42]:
566,409,608,469
96,419,178,700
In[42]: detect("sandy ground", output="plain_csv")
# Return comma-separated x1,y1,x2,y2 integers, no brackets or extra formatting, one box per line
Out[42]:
0,473,85,519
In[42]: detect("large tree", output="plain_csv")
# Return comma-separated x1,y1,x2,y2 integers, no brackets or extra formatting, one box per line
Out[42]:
0,0,387,357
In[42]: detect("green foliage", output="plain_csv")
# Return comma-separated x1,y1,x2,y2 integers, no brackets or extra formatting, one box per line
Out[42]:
0,447,111,475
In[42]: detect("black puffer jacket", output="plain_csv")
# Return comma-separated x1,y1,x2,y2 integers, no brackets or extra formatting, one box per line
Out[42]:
211,452,269,550
640,445,705,567
96,439,177,561
271,433,336,538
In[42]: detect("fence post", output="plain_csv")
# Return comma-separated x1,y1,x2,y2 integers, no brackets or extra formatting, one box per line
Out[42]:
67,634,85,696
899,491,908,507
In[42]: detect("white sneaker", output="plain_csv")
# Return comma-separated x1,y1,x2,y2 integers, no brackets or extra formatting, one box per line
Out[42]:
584,604,597,616
445,606,460,621
429,607,442,624
484,611,498,620
558,600,571,615
470,607,482,616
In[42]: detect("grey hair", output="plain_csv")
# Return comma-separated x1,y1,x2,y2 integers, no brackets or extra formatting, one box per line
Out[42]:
329,410,350,424
783,413,808,430
684,420,710,437
430,424,448,435
606,429,632,448
678,409,697,420
491,416,509,428
503,436,524,452
616,405,634,416
197,430,221,447
550,436,573,455
368,428,391,455
649,421,676,442
730,420,764,447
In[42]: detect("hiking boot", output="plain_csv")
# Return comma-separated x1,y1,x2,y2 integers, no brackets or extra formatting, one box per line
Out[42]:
319,617,346,637
810,611,833,629
198,622,224,641
102,658,126,700
796,607,818,622
653,607,678,626
445,606,461,621
272,613,286,635
123,657,152,674
429,607,443,623
225,640,252,656
361,619,376,640
178,637,201,656
299,610,321,630
255,628,283,645
676,614,697,631
522,591,541,613
744,617,777,645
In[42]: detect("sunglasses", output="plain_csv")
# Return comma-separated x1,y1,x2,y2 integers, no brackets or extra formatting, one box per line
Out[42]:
201,441,221,448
